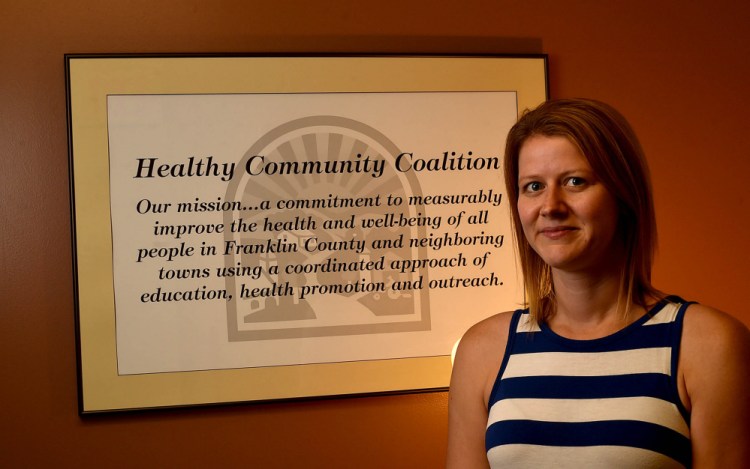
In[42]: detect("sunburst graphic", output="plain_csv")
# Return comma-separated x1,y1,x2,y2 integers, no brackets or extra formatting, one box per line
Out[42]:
223,116,431,341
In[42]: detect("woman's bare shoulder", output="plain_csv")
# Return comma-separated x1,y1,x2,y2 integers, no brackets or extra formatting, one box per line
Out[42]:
680,303,750,466
461,311,513,346
447,311,517,468
458,310,516,358
682,303,750,352
451,311,517,401
679,302,750,408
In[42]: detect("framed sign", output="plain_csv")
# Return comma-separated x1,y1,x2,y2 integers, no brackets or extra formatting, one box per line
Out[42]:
67,54,547,413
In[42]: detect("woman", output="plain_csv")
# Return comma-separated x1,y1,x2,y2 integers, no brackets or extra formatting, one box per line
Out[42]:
446,99,750,468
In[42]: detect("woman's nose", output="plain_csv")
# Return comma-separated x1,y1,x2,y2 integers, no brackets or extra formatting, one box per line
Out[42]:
540,186,567,217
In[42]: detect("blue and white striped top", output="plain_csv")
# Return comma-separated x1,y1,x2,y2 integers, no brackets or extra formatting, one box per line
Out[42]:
486,297,692,468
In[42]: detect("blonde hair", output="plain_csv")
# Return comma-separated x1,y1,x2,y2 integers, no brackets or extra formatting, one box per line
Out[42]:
504,98,662,323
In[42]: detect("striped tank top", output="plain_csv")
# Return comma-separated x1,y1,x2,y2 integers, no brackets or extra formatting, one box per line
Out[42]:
486,297,692,468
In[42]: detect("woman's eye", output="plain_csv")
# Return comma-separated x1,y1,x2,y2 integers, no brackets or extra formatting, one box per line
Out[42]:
565,177,586,187
524,181,543,192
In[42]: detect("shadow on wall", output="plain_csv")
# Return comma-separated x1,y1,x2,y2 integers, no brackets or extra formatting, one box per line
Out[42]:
229,35,543,55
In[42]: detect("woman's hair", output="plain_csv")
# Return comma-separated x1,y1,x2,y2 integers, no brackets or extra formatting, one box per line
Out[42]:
504,98,662,323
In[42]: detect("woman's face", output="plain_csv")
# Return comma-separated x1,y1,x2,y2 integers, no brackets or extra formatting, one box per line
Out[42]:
517,135,621,274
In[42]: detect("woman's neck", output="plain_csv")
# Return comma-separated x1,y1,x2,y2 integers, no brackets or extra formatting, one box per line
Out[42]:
547,266,642,340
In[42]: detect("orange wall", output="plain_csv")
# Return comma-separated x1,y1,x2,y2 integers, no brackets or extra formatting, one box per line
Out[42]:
1,1,748,467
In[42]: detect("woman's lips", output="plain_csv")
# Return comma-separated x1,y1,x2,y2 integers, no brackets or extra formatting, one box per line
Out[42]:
539,226,577,239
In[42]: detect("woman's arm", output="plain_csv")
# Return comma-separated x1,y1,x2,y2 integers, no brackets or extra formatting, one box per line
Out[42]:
680,304,750,468
446,313,512,469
